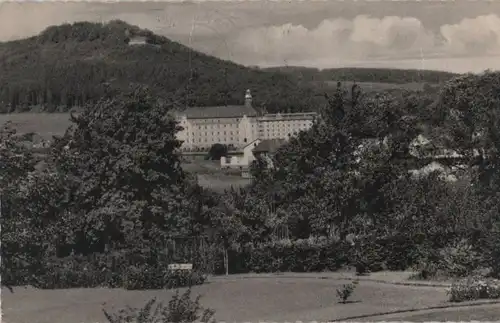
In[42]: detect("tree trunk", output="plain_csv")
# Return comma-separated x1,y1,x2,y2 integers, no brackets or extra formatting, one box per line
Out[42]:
224,247,229,276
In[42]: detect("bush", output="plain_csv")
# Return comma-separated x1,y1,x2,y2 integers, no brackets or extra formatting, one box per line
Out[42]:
477,228,500,278
238,239,351,274
448,276,500,302
412,238,483,280
32,255,112,289
336,280,359,303
103,288,216,323
438,239,480,278
32,254,206,290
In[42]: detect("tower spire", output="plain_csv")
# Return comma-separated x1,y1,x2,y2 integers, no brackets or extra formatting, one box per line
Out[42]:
245,89,252,108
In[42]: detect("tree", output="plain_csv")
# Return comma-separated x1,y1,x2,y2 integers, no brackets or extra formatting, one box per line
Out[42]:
206,189,247,275
434,72,500,221
207,143,228,161
50,86,194,257
0,122,43,287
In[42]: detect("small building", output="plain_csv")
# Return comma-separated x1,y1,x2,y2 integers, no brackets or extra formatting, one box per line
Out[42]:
252,138,286,158
220,139,261,169
128,36,147,46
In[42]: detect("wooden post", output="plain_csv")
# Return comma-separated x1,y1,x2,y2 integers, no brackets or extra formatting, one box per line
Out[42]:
224,247,229,276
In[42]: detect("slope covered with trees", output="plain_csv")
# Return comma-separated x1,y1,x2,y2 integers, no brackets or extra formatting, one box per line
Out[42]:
263,66,459,84
0,20,321,114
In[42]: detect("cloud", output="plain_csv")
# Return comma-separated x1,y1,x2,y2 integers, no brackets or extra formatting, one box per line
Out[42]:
0,2,90,41
231,14,500,66
440,14,500,55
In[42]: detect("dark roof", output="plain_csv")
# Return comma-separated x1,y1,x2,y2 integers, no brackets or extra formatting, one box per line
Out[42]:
177,105,258,119
253,139,286,154
242,138,261,149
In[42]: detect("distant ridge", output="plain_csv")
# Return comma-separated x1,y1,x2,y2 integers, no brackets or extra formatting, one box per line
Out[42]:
262,66,459,84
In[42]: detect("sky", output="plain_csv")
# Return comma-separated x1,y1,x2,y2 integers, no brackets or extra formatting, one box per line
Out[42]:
1,1,500,73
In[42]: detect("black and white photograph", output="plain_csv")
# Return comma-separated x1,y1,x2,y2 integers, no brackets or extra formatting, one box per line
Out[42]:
1,0,500,322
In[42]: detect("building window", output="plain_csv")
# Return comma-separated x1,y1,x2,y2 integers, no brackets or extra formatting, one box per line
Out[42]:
244,138,247,143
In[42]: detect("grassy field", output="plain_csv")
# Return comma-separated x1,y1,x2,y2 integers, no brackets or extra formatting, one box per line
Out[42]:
196,173,252,191
0,113,72,139
324,80,431,92
3,277,452,323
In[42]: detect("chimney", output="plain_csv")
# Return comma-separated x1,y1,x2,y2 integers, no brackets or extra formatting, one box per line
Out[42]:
244,89,252,108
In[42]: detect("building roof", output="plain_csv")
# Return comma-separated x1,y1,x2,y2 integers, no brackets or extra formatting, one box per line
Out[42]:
253,139,287,154
242,138,261,150
177,105,258,119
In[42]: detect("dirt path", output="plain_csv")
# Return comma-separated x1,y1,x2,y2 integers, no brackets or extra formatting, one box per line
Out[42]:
349,302,500,321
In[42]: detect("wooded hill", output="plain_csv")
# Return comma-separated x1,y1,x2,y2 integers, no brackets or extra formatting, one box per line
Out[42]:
0,20,458,114
0,20,321,114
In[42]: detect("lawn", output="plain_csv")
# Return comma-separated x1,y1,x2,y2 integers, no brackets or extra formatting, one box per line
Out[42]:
196,173,252,192
0,113,72,139
3,277,450,323
323,81,437,92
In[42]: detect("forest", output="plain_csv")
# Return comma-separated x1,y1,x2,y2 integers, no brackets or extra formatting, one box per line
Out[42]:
0,21,455,114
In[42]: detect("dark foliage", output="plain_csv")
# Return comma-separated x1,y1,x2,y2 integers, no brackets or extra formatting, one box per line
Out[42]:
103,288,216,323
210,239,351,274
207,144,228,161
27,253,206,290
263,66,458,84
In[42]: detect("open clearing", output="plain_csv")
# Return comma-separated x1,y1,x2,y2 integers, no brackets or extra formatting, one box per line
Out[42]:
3,277,454,323
323,81,432,92
0,113,72,139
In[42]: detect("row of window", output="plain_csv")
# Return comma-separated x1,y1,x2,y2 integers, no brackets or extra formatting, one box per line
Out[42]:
192,118,241,124
260,123,310,129
187,130,257,137
185,137,237,143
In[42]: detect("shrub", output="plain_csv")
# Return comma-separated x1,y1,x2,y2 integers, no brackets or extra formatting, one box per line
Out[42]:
336,280,359,304
352,237,385,275
477,228,500,278
439,239,480,278
447,276,500,302
32,254,206,290
103,288,216,323
240,239,351,274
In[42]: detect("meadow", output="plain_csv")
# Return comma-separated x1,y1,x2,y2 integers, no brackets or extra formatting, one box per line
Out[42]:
0,274,451,323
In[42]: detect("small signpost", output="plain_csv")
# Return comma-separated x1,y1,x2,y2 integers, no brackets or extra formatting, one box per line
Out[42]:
167,263,193,271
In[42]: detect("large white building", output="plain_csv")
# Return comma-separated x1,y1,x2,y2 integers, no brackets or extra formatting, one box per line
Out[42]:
174,90,317,151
